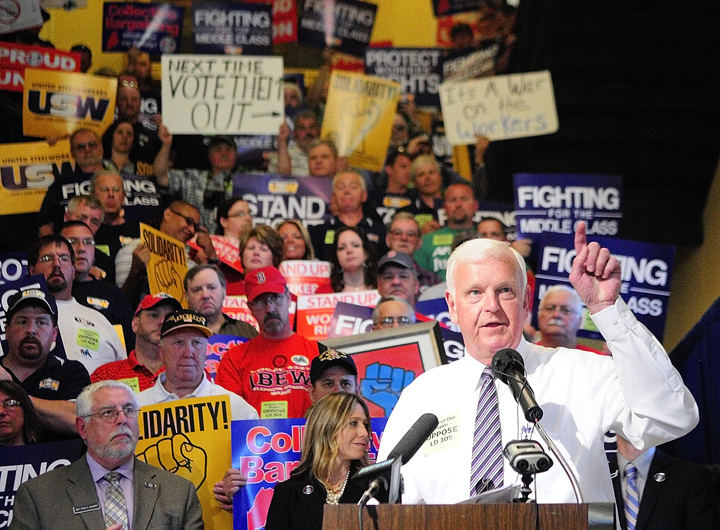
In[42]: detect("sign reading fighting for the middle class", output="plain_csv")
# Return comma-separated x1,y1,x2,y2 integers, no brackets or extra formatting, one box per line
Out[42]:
161,54,284,135
514,174,622,239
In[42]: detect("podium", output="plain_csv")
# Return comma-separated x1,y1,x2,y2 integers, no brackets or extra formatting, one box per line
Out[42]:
323,503,615,530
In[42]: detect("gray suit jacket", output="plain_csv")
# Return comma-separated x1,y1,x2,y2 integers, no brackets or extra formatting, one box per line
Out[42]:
10,456,204,530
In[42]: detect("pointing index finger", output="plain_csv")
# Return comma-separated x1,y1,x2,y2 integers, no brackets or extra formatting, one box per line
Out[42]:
574,221,587,255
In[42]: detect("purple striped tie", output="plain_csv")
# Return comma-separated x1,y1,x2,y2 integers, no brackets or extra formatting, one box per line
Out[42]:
471,368,503,496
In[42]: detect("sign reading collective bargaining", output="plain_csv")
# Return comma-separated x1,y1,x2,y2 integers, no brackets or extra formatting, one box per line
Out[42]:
192,2,273,56
439,70,559,145
161,54,284,135
298,0,377,58
0,43,80,93
321,71,399,171
364,48,443,107
533,232,675,341
103,2,184,54
513,174,622,239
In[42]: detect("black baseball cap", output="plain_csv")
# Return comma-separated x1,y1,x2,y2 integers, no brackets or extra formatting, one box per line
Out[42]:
160,310,213,338
310,349,357,384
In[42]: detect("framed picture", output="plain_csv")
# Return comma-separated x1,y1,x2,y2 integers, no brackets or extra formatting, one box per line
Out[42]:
320,321,446,417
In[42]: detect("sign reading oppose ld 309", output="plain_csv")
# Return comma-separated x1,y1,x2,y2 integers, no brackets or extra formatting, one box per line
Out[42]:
161,54,284,135
439,70,558,145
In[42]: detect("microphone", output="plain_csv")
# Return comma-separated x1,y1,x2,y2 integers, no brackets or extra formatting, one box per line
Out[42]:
355,413,439,505
491,348,543,423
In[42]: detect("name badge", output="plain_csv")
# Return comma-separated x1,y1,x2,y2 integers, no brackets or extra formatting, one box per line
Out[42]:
73,503,100,514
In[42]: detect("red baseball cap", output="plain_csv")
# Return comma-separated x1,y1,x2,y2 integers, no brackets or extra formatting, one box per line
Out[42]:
134,293,182,316
244,266,287,303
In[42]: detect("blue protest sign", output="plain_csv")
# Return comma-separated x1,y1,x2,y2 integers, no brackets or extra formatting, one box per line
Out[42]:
298,0,377,58
0,252,28,285
514,173,622,239
192,3,273,55
103,2,184,54
533,232,675,341
365,48,443,107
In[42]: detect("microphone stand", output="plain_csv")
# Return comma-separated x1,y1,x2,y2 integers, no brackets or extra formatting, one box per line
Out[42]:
534,421,584,504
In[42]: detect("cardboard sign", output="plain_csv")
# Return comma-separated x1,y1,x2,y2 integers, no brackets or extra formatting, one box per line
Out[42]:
103,2,184,54
364,48,443,107
298,0,377,58
192,2,273,55
513,174,622,239
0,139,73,215
22,69,117,137
296,290,379,340
0,0,43,35
136,396,234,530
278,260,332,297
0,43,80,93
161,54,284,135
231,417,387,530
321,71,399,171
140,223,188,305
439,70,559,144
233,174,333,227
533,232,675,341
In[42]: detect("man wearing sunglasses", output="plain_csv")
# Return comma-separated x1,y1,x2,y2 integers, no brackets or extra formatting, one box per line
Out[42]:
11,380,204,530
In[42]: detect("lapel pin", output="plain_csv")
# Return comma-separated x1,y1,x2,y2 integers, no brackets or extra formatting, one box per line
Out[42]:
303,485,314,495
653,473,666,482
145,482,157,488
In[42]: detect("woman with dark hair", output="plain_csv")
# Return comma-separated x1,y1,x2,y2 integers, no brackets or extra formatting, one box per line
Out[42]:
277,219,315,261
0,381,42,446
226,225,284,295
215,198,253,240
104,119,136,175
265,392,370,530
329,226,377,292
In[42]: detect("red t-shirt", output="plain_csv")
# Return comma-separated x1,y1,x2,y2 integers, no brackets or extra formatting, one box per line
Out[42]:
90,350,164,392
216,333,318,418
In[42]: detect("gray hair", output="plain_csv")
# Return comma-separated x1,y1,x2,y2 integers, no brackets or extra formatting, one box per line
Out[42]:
410,154,440,179
540,284,583,312
446,238,527,295
76,380,138,418
332,170,366,192
371,296,416,326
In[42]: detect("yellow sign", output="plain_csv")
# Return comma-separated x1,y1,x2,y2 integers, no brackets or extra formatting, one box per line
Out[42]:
0,139,73,215
22,69,117,138
136,396,233,530
321,71,400,172
140,223,188,306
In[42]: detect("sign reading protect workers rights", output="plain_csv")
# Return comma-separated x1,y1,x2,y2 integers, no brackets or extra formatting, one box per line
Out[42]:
0,139,73,215
22,70,117,137
231,417,387,530
321,71,399,171
161,54,284,135
298,0,377,58
136,396,234,530
514,174,622,239
192,2,273,56
102,2,184,54
439,70,559,145
533,232,675,341
0,43,80,93
364,48,443,107
233,174,333,227
140,223,188,305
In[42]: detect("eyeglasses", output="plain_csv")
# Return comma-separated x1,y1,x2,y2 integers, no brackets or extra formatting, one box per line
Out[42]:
169,209,200,231
0,399,21,412
228,211,251,219
389,229,419,239
73,141,99,151
65,237,95,246
38,254,72,264
84,406,140,423
380,316,412,326
539,305,577,316
248,292,285,310
119,79,139,89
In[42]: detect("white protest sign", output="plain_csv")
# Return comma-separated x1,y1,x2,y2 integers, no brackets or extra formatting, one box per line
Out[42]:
161,54,284,135
439,70,559,145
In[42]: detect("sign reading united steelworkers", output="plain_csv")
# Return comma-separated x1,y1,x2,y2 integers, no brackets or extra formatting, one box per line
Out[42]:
321,71,399,171
365,48,443,107
0,139,73,215
161,54,284,135
192,2,273,55
233,174,333,227
103,2,184,54
231,417,387,530
22,69,117,137
439,70,559,144
513,174,622,239
0,43,80,93
533,232,675,341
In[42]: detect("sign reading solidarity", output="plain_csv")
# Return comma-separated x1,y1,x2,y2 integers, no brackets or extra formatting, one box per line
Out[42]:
439,70,559,144
140,223,188,305
161,54,284,135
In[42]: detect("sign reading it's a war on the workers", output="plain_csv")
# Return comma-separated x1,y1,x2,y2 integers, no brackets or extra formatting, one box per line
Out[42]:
161,54,284,135
0,42,80,93
103,2,184,54
233,174,333,227
439,70,559,145
136,396,234,530
513,173,622,239
231,417,388,530
22,69,117,137
364,48,443,107
298,0,377,58
140,223,188,306
533,232,675,341
0,139,72,215
192,2,273,56
321,71,399,171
